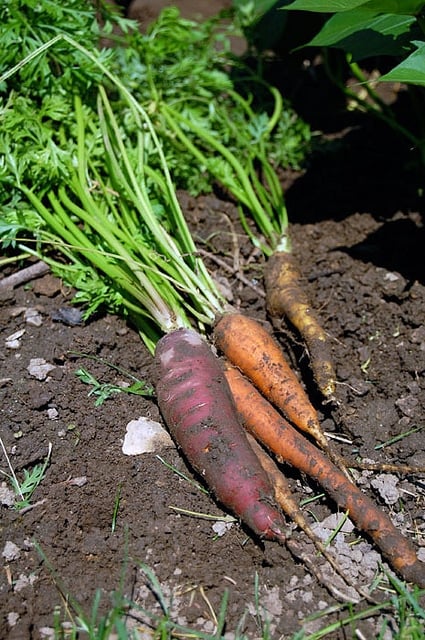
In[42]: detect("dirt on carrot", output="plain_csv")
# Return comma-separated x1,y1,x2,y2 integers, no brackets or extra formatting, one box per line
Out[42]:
224,364,425,589
214,312,349,476
214,313,323,440
264,250,336,401
154,327,287,542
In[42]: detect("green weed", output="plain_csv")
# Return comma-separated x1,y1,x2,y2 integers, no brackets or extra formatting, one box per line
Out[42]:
43,558,425,639
0,438,52,510
75,367,153,407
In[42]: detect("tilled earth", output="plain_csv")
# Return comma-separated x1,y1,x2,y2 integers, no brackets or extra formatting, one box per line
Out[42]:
1,5,425,637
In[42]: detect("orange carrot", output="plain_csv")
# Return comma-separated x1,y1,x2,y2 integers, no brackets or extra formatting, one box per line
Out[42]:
248,431,346,565
214,312,348,476
225,364,425,588
214,313,321,439
264,251,336,401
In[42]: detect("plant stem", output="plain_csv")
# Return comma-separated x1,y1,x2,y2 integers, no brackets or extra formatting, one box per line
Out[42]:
160,103,282,250
324,50,422,154
3,35,229,350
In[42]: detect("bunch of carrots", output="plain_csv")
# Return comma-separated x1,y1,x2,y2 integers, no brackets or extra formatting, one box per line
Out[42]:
123,8,337,404
1,24,424,595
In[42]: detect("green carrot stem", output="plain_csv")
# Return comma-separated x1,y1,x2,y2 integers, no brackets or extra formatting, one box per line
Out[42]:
94,90,223,315
161,103,280,244
2,35,226,347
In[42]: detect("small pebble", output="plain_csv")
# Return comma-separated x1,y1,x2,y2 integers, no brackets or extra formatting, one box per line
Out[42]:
7,612,20,628
32,274,61,297
417,548,425,562
0,483,16,507
5,328,26,349
212,521,234,537
122,417,174,455
67,476,87,487
51,307,83,326
395,394,419,417
2,540,21,562
27,358,56,381
370,474,400,505
24,307,43,327
14,573,37,592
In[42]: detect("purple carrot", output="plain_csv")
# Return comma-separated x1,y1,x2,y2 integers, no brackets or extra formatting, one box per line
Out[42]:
154,327,286,542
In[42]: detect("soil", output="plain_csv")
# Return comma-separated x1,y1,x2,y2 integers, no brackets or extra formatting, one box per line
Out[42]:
1,2,425,639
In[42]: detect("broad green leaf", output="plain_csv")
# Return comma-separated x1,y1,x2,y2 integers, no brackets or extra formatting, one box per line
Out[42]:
284,0,424,12
304,10,417,59
284,0,372,12
364,1,425,13
380,41,425,86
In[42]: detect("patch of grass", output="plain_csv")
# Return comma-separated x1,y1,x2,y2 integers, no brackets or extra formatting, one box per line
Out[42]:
39,542,425,640
0,438,52,510
50,581,425,640
294,573,425,640
42,547,232,639
75,366,153,406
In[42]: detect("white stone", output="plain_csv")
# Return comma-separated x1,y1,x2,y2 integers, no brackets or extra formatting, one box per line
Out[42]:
371,474,400,505
212,521,233,537
27,358,56,381
7,612,20,627
5,328,26,349
24,308,43,327
122,417,174,455
0,482,16,507
2,540,21,561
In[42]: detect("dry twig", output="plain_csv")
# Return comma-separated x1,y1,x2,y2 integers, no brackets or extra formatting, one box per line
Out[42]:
0,261,49,290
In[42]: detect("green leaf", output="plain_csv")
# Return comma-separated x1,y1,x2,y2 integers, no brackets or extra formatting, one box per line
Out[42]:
380,40,425,86
284,0,424,12
303,10,417,59
234,0,282,15
284,0,371,12
364,0,425,12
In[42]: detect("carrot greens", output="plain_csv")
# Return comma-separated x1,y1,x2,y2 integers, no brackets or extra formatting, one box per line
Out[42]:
1,43,224,350
110,8,337,400
0,3,310,320
117,6,310,255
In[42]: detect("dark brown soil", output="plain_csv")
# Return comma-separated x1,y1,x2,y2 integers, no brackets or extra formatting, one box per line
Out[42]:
1,2,425,639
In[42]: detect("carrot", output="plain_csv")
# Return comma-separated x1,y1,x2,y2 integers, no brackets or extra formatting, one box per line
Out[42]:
214,312,349,476
154,327,287,543
224,364,425,588
246,433,374,602
264,251,336,401
214,312,320,440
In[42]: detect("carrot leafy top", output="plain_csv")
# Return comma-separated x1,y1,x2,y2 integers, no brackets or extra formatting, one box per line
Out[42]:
0,32,224,351
0,2,310,348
